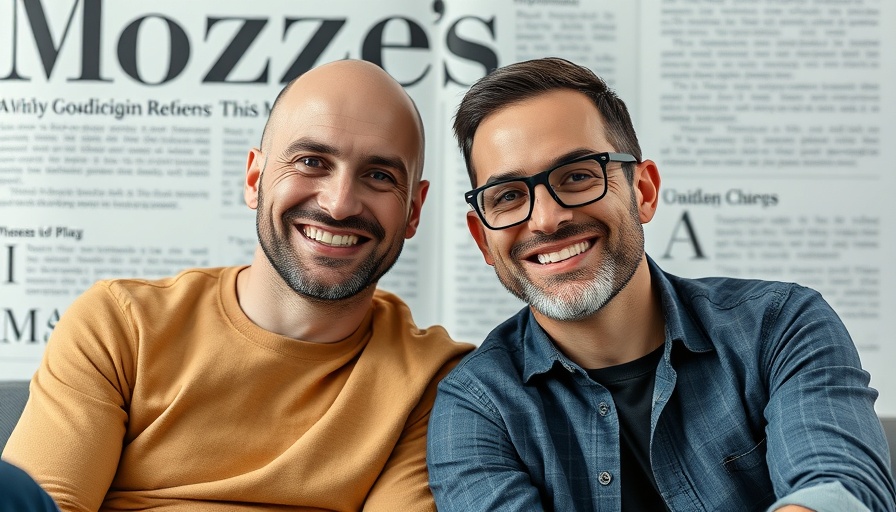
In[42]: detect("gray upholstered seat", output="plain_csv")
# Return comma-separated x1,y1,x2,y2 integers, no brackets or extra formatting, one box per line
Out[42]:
885,418,896,477
0,381,30,452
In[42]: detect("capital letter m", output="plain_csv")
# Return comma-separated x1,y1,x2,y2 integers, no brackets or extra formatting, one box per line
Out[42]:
2,308,37,343
2,0,107,81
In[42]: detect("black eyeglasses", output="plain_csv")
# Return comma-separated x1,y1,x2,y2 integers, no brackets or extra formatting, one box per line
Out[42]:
465,152,638,230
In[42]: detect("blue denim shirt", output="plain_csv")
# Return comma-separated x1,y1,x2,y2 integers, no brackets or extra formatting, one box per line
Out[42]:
428,258,896,511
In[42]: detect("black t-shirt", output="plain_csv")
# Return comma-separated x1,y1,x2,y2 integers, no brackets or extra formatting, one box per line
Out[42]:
587,345,670,512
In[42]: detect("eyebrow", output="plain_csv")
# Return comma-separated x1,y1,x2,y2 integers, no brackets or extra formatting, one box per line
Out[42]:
282,137,341,160
483,147,599,186
366,155,409,180
282,137,410,179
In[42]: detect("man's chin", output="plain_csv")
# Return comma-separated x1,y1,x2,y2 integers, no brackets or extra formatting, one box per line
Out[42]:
292,281,370,302
290,261,395,302
496,272,614,321
530,283,615,320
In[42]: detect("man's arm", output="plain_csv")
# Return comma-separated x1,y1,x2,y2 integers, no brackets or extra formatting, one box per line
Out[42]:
762,286,896,512
362,359,463,512
2,282,133,512
361,400,435,512
426,375,544,512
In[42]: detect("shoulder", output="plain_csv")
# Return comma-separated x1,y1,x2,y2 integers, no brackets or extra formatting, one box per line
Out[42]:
431,309,537,424
440,309,529,390
665,271,808,308
366,290,475,424
76,267,233,314
370,288,475,365
663,270,831,327
61,267,236,334
659,268,852,363
100,267,232,300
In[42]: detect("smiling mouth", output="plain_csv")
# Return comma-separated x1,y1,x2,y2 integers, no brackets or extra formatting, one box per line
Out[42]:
302,226,360,247
535,241,591,264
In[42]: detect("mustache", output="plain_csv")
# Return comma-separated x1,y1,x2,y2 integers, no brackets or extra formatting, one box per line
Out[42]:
510,221,608,260
283,207,386,240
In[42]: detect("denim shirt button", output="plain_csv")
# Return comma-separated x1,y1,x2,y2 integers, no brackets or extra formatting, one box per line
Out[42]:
598,471,612,485
598,402,610,416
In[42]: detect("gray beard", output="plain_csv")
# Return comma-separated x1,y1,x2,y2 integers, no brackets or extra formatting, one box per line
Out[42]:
519,259,619,321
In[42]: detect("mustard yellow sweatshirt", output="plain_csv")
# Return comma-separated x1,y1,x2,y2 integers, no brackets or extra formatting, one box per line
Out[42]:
3,266,473,511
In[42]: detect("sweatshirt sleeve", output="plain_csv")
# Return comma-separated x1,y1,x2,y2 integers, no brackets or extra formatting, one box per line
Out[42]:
361,353,463,512
2,281,136,512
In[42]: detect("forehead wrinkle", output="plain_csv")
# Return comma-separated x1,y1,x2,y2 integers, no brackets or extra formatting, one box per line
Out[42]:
305,110,401,130
277,102,414,148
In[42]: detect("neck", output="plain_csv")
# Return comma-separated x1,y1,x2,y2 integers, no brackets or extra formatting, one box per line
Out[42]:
533,257,665,369
236,247,374,343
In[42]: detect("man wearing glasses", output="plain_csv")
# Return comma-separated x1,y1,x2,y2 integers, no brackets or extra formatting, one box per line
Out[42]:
427,58,895,511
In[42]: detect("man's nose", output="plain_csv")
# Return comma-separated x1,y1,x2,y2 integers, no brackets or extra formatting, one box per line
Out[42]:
527,185,572,234
317,172,364,220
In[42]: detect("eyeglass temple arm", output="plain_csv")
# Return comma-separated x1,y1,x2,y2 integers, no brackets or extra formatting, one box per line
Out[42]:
606,152,639,163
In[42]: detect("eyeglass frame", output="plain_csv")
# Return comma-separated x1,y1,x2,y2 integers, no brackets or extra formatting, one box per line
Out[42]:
464,152,640,231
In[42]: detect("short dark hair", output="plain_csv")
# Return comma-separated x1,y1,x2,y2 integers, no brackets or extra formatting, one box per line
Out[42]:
453,57,642,187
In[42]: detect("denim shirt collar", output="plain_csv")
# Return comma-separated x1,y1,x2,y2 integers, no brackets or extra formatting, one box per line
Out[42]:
521,254,713,382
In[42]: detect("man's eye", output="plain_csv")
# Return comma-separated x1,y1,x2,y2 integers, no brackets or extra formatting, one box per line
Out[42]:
496,191,520,204
567,172,594,183
370,170,395,183
489,188,527,208
298,157,322,168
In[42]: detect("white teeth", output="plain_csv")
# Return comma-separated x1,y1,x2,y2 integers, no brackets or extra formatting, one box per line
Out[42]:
303,226,359,247
536,241,591,264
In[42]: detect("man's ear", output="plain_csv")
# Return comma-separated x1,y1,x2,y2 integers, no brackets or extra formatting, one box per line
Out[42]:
404,180,430,239
466,211,495,266
633,159,661,224
245,148,263,209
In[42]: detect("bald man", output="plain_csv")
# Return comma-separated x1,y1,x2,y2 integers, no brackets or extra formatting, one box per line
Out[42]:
3,60,473,511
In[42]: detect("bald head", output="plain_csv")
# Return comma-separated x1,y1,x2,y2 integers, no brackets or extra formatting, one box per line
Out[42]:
259,60,425,180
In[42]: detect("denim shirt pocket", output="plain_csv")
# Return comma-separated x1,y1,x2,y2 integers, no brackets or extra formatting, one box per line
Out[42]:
722,437,767,473
713,436,776,509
